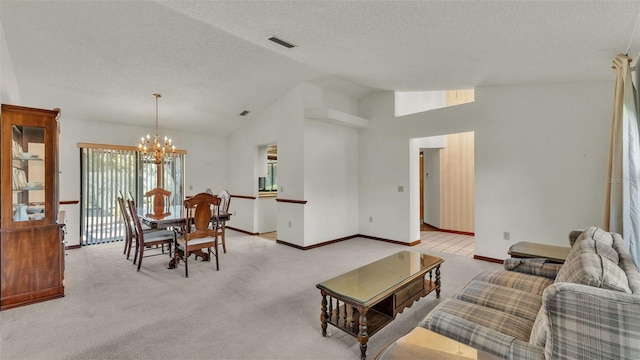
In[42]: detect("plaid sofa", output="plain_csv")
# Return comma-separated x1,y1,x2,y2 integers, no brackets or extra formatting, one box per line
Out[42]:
418,226,640,360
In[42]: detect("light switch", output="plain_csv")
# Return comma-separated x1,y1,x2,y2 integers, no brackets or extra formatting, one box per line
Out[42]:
398,185,404,192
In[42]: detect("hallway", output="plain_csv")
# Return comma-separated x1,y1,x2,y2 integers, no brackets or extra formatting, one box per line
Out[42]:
417,230,475,258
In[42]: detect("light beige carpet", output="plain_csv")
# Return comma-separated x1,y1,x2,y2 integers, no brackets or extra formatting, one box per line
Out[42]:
0,230,500,360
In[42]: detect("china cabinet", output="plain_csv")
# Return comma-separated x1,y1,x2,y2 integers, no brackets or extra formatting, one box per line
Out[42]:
1,104,64,310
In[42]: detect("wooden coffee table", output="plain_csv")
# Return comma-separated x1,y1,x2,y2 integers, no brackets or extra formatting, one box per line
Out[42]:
508,241,570,264
316,251,443,360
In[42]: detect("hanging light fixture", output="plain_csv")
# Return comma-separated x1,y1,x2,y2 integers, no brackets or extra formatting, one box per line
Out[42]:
138,93,175,165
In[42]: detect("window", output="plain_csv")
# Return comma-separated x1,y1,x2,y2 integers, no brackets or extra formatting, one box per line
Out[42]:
395,89,475,117
265,159,277,192
259,145,277,194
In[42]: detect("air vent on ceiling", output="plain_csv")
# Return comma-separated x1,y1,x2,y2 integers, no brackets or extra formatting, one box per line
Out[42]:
239,110,250,116
268,36,296,49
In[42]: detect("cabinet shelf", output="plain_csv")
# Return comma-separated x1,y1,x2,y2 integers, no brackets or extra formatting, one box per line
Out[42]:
13,188,45,192
13,157,43,162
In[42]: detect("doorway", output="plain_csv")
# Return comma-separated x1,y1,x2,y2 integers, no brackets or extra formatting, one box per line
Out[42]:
411,132,475,255
257,144,277,239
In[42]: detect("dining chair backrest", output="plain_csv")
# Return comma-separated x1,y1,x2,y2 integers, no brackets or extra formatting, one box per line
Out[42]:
218,189,231,213
126,198,144,241
184,192,221,241
126,197,174,271
117,195,135,257
145,187,171,215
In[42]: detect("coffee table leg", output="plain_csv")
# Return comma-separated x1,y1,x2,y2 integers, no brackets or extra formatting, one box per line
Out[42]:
435,265,441,298
320,291,328,336
357,307,369,360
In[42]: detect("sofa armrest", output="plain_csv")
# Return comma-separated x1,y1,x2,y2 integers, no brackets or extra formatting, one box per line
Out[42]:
539,282,640,359
420,311,544,360
504,258,563,279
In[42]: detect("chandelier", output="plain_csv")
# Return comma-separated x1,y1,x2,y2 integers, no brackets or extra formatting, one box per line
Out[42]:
138,93,175,165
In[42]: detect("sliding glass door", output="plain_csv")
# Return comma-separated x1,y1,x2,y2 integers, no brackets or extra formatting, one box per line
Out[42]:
80,145,184,246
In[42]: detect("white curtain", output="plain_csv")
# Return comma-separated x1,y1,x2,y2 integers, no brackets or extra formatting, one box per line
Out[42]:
603,54,640,267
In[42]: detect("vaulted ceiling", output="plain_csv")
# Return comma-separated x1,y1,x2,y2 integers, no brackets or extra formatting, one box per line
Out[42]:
2,1,639,135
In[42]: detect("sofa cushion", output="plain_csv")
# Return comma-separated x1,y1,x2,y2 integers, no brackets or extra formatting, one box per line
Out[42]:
474,269,553,296
576,226,614,246
555,252,632,293
454,280,542,322
420,297,534,342
571,238,620,263
569,226,619,263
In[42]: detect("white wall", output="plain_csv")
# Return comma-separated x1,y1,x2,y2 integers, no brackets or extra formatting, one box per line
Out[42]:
227,84,302,237
0,19,21,105
258,197,277,233
359,81,613,259
227,82,361,247
303,118,359,246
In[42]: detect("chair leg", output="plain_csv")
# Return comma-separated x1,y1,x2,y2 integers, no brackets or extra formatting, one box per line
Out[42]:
127,237,134,260
215,239,219,271
221,224,226,253
185,247,189,278
133,239,138,265
137,243,144,271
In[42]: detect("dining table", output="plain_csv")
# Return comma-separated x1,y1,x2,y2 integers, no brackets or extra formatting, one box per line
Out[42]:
137,204,231,268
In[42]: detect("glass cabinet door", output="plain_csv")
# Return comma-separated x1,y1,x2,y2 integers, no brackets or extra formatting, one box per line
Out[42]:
11,125,46,222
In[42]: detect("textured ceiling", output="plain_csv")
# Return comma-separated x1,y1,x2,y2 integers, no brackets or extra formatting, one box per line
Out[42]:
2,1,640,135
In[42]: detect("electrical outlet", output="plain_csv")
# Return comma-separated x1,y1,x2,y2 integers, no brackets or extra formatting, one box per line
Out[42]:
503,232,510,241
397,185,404,192
288,221,292,228
369,216,373,223
233,211,237,216
189,185,193,190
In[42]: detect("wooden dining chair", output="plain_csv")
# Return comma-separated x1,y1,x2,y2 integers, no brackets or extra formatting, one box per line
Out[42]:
216,189,231,253
145,187,171,217
117,195,135,257
119,192,172,259
127,198,175,271
174,192,221,277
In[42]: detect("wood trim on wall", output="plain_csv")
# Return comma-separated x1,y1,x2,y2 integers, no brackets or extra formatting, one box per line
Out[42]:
275,234,420,250
439,228,474,236
77,142,187,154
423,222,474,236
230,194,257,200
275,198,308,204
473,255,504,264
59,200,80,205
276,235,358,250
226,226,258,235
358,235,421,247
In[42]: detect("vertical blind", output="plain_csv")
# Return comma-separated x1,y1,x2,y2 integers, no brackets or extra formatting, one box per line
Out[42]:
80,145,185,246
